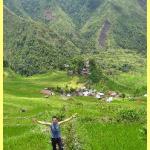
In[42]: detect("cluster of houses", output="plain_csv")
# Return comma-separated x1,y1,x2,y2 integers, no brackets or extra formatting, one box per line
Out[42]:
75,87,119,102
65,60,91,76
40,86,120,102
40,88,54,98
81,60,91,76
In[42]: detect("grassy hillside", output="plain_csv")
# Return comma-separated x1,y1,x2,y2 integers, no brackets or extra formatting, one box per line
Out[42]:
3,69,146,150
80,48,146,95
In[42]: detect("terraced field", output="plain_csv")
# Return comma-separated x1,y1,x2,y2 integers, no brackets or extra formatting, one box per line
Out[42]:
3,69,146,150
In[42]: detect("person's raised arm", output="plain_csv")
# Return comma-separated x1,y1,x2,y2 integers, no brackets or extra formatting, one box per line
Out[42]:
37,120,51,126
58,113,77,125
32,118,51,126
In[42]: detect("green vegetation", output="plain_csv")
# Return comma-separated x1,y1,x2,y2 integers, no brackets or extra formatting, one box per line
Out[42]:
3,0,147,149
3,69,146,150
4,7,80,76
88,59,103,83
4,0,146,76
113,12,146,52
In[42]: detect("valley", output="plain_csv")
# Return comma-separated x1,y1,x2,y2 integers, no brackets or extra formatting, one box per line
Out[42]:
3,0,147,149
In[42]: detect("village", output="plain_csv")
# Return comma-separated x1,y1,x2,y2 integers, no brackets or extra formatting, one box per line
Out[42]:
40,60,147,102
40,60,120,102
40,86,125,103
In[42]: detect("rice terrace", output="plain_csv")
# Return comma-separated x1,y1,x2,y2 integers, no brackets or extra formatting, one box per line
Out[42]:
3,0,147,149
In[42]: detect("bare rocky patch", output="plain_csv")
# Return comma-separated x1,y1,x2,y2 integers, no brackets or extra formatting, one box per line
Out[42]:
43,9,55,21
99,20,111,48
137,0,146,10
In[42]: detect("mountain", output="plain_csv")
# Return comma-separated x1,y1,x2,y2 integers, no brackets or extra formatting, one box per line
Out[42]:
79,0,146,52
4,6,80,76
3,0,147,75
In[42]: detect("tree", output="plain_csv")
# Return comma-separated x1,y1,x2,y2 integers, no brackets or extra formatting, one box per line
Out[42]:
88,59,103,83
3,60,9,67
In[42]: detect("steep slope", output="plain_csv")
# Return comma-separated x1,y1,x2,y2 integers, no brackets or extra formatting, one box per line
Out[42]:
4,0,76,35
56,0,105,27
3,0,147,76
4,6,80,76
4,0,147,53
3,69,146,149
80,0,146,53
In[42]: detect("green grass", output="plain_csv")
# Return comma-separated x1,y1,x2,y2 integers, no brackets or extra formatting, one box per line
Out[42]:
3,69,146,150
92,71,147,95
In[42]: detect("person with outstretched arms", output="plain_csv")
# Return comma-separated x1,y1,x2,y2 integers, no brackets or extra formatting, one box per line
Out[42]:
33,113,77,150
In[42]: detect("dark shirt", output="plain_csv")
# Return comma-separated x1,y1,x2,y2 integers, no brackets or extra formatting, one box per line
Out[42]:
50,123,61,138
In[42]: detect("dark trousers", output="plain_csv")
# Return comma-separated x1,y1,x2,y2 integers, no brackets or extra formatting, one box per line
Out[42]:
51,138,63,150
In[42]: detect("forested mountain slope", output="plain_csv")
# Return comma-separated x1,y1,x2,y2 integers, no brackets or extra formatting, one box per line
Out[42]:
4,0,147,75
4,6,80,75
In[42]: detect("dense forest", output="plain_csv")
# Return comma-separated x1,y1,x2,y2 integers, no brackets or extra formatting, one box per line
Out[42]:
4,0,146,76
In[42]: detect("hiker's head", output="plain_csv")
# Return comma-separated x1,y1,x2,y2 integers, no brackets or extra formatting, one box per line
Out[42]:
52,116,58,124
